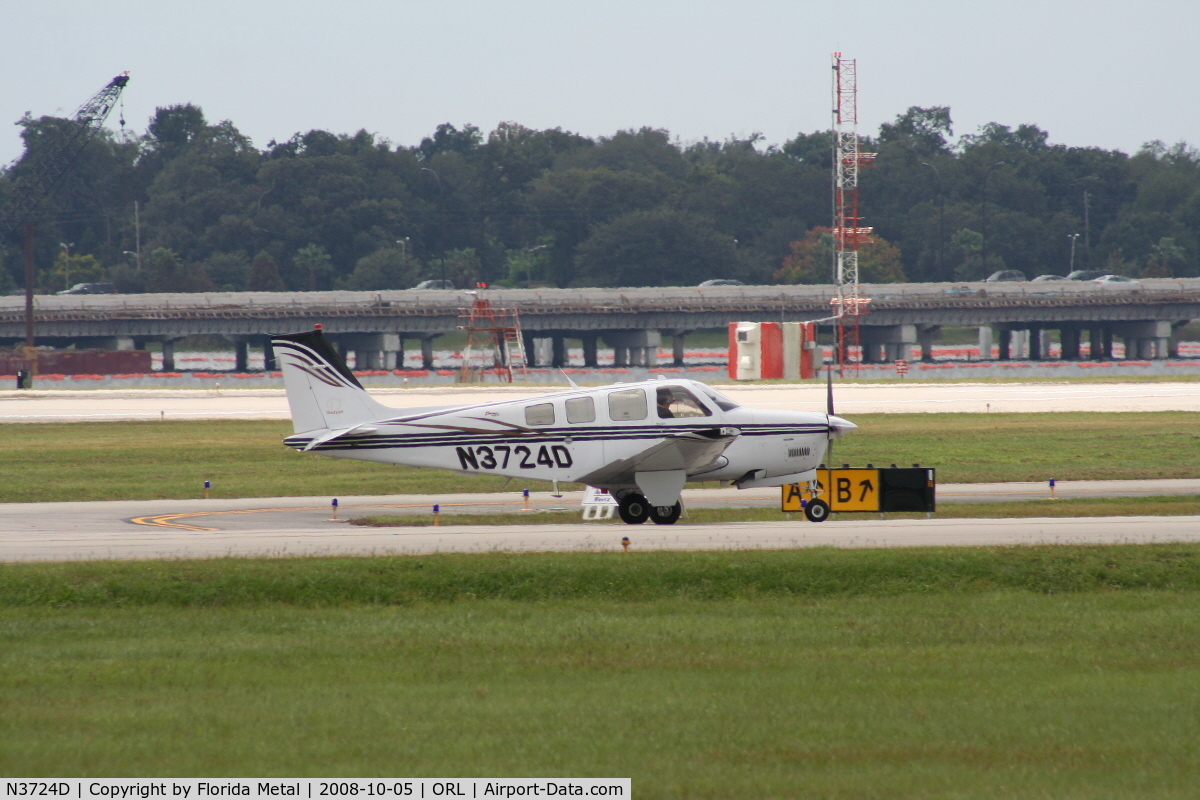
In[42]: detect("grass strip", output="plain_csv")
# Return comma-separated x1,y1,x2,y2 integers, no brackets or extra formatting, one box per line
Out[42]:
2,412,1197,502
5,549,1200,791
5,544,1200,608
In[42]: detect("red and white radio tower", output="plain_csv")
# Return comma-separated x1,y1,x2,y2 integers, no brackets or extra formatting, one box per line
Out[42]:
831,53,874,374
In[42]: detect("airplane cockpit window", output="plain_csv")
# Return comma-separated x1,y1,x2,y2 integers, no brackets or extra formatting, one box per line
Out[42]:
607,388,647,421
525,402,555,426
656,386,712,419
699,386,740,412
565,396,596,424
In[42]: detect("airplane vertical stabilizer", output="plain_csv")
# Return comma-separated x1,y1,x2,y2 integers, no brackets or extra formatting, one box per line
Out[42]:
271,329,396,434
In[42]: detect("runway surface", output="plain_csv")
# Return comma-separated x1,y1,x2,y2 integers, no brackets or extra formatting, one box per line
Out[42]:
1,380,1198,422
4,482,1200,563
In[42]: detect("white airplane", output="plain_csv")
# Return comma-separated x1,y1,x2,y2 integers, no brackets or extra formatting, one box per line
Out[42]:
271,326,857,524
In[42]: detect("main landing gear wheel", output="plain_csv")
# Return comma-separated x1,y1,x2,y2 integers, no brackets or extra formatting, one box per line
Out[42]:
618,493,651,524
804,499,830,523
649,502,682,525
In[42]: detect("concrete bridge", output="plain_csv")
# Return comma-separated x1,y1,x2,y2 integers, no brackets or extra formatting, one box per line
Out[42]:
2,278,1197,371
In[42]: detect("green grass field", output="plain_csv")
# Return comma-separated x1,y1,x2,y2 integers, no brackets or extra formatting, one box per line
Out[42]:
4,547,1200,796
2,412,1198,503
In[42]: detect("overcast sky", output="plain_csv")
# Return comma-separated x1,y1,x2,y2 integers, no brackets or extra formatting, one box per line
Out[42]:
2,0,1197,168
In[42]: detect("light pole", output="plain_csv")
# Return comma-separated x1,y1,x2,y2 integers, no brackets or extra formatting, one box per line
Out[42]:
980,161,1005,277
59,242,74,290
1068,233,1080,273
396,237,410,259
526,244,547,287
921,162,945,280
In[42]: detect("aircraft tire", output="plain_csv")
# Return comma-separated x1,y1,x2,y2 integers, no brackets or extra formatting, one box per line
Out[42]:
804,499,831,523
649,502,682,525
618,494,651,524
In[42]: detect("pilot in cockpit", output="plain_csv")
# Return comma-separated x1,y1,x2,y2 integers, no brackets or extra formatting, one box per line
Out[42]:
656,388,675,418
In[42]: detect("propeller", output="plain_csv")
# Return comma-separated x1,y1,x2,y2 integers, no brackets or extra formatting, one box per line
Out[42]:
825,352,835,465
823,348,857,461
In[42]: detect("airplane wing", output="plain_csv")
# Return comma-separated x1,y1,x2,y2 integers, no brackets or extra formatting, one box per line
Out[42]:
575,428,738,490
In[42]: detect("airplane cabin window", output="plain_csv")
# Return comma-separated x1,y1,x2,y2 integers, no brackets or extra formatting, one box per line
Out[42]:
607,389,647,421
656,386,712,419
699,386,740,412
566,396,596,423
525,402,555,426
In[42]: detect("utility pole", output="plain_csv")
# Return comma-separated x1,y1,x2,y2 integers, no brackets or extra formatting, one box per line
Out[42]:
980,161,1005,277
922,162,945,280
1082,189,1091,269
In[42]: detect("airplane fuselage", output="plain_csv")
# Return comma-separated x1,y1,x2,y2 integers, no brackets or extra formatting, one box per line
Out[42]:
283,380,843,492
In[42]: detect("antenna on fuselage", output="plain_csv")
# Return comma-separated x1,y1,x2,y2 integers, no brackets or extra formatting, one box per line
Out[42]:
560,369,580,390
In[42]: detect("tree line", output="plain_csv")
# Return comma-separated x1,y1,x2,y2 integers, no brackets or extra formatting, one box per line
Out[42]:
2,102,1198,295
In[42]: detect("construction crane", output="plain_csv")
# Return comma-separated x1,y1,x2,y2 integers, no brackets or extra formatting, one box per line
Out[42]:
0,72,130,238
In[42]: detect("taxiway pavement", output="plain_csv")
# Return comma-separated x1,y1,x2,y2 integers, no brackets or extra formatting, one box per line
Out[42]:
4,481,1199,563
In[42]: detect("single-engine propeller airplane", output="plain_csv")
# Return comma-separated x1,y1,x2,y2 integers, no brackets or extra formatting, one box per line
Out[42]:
272,326,857,524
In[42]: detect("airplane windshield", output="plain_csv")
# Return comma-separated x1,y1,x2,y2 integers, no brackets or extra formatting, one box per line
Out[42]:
656,386,711,418
699,386,740,412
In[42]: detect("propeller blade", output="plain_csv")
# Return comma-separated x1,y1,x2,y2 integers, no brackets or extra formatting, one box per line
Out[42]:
825,354,835,417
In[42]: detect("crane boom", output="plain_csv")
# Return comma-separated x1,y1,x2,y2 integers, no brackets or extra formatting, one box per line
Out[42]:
0,72,130,237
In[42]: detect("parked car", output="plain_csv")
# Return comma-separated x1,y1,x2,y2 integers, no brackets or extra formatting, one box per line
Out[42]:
56,282,116,295
1066,270,1106,281
1031,274,1067,282
698,279,744,287
984,270,1026,282
1093,274,1139,286
413,279,455,290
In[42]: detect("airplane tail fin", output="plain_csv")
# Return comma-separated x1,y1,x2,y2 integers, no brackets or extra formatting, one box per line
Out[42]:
271,327,396,434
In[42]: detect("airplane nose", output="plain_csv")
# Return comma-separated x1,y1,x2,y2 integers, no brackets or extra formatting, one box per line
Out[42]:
827,414,857,439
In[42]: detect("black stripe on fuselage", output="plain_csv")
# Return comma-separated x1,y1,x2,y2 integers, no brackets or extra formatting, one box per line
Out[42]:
285,423,830,452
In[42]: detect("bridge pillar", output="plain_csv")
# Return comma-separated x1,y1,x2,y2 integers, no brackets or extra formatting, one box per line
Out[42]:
672,332,687,366
421,336,435,370
581,334,599,368
997,329,1011,360
918,325,939,362
235,340,249,372
551,335,568,368
263,337,276,371
604,330,662,369
1028,327,1042,360
160,339,176,372
1060,328,1080,361
334,333,401,371
1012,330,1029,360
528,333,542,367
977,326,993,360
861,325,916,365
1112,321,1172,360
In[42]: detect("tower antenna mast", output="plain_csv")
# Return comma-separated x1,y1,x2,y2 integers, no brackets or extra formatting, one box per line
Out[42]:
830,53,872,375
